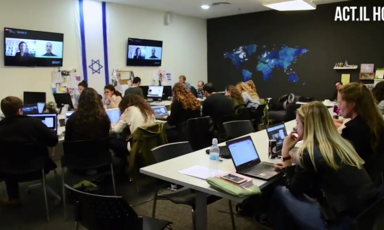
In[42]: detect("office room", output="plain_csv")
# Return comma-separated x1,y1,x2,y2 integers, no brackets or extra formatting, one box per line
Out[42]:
0,0,384,229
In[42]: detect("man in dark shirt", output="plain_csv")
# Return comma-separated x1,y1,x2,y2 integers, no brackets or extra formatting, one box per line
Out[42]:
42,42,57,56
202,83,234,124
124,77,144,97
0,96,58,204
330,81,343,101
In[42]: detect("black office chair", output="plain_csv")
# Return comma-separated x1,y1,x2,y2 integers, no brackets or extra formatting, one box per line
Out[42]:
62,138,117,221
251,104,266,130
184,116,214,151
352,197,384,230
65,184,172,230
151,142,236,230
236,107,253,120
0,142,60,222
217,113,242,142
223,120,255,139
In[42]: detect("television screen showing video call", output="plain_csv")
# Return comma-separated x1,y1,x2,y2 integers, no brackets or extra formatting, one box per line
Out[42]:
127,38,163,67
4,27,64,67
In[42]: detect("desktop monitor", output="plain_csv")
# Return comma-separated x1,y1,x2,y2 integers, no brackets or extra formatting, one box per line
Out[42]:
162,85,172,100
139,85,149,99
27,113,57,131
23,91,46,105
53,93,74,110
147,86,164,100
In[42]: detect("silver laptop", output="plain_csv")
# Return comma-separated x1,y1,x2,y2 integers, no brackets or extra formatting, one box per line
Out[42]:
27,113,57,131
151,105,169,120
266,123,287,153
226,136,280,180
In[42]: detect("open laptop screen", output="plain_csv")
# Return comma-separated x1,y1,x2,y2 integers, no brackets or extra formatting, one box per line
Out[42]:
106,109,121,124
227,137,259,167
27,114,57,131
266,123,287,150
148,86,164,98
151,105,168,117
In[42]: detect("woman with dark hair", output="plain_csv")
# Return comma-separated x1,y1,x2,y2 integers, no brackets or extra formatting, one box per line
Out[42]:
103,84,122,109
225,85,245,109
133,47,143,59
372,81,384,114
74,80,88,109
65,88,110,141
110,94,156,155
15,41,30,57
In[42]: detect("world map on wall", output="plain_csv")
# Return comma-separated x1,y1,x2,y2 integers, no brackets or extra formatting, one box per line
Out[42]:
224,44,308,82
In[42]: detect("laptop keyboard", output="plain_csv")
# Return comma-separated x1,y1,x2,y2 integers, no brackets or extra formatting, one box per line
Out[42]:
243,164,273,175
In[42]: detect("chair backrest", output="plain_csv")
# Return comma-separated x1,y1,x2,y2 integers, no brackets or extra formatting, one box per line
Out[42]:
223,120,255,139
62,138,112,170
353,197,384,230
0,141,45,174
186,116,214,151
65,184,140,230
151,141,193,163
237,107,252,120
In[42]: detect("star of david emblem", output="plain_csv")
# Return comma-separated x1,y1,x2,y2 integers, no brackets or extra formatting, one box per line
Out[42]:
88,59,103,74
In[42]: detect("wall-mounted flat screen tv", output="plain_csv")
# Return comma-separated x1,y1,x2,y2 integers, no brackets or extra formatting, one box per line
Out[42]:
127,38,162,67
4,27,64,67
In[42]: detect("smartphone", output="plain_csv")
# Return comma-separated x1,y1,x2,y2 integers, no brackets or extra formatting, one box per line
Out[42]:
221,174,246,184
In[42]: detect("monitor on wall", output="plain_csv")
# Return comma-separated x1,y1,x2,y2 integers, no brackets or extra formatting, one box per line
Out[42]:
4,27,64,67
127,38,163,67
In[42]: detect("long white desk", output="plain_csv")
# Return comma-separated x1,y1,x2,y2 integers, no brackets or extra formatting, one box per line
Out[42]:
141,120,296,230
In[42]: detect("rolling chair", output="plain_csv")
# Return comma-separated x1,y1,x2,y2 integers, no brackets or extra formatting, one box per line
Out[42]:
223,120,255,139
352,197,384,229
151,142,236,230
65,184,172,230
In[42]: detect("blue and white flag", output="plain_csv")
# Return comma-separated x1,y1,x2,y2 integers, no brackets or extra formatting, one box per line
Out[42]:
77,0,110,94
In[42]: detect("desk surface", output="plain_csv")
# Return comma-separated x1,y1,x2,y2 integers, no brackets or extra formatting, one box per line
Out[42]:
141,120,296,202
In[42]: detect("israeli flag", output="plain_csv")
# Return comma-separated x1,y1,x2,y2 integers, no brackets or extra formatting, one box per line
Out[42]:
77,0,110,94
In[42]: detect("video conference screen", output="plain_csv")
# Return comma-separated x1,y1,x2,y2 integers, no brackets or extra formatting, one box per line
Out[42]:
126,38,163,66
4,28,64,67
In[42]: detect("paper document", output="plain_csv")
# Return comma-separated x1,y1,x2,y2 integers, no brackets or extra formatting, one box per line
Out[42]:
341,74,350,85
179,165,225,180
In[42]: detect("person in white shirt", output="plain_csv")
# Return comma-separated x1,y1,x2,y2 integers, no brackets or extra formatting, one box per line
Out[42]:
110,94,156,155
103,85,122,109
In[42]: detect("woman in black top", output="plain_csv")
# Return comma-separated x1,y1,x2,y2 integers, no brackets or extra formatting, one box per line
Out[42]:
65,88,110,141
166,83,201,142
338,83,384,186
270,102,378,230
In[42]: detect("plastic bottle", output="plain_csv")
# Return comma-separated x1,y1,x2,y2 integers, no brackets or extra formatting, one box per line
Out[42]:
209,138,220,176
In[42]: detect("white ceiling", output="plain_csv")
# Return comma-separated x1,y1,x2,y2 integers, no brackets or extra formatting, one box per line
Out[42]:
103,0,349,19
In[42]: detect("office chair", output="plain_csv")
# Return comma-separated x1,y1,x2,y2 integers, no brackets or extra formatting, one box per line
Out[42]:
0,142,61,222
151,142,236,230
352,197,384,230
236,107,252,120
216,113,242,142
65,184,172,230
62,138,117,221
223,120,255,139
184,116,214,151
251,104,266,130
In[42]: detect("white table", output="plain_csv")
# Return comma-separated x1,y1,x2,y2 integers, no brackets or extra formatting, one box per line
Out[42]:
150,101,172,106
140,121,294,230
296,101,335,108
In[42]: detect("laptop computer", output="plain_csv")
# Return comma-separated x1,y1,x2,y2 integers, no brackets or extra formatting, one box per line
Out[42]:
27,113,57,131
266,123,287,153
152,105,169,120
226,136,280,180
106,108,121,124
22,104,39,114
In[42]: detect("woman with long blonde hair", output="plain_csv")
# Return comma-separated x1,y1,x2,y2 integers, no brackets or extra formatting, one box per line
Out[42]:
236,81,260,109
338,82,384,186
225,85,244,109
269,101,378,230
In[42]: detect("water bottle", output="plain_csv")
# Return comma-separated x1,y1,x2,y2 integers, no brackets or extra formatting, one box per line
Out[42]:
209,138,220,176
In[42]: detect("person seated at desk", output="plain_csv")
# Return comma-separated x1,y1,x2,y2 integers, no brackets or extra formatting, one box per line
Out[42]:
270,101,379,230
372,81,384,114
337,82,384,186
0,96,58,205
103,84,122,109
236,81,260,109
124,77,144,98
202,82,234,124
165,83,201,142
225,85,245,110
110,94,156,153
65,88,110,141
74,80,88,109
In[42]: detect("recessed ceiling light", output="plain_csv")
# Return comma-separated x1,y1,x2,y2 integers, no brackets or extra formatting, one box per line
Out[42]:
201,4,210,10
